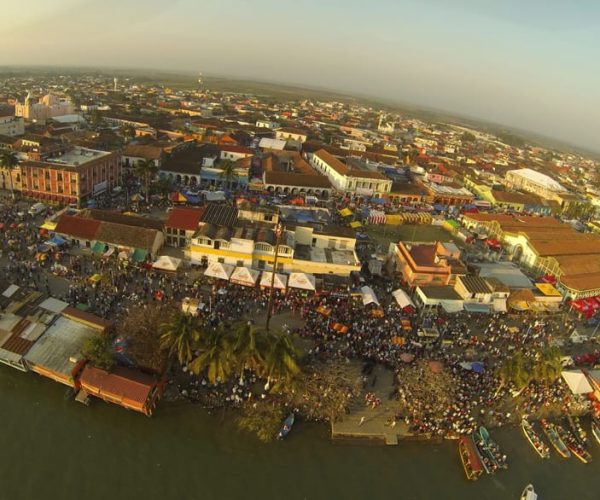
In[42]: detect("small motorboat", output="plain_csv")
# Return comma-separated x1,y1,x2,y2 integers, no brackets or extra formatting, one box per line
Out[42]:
591,418,600,446
458,435,484,481
521,417,550,459
520,484,537,500
277,412,295,440
540,420,570,459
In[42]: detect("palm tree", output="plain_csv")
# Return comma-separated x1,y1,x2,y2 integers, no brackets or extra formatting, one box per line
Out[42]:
262,331,301,392
231,321,269,382
218,160,237,190
189,324,233,384
159,310,202,366
134,158,158,203
0,151,19,200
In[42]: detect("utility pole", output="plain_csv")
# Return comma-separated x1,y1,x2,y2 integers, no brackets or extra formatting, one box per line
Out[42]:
265,222,283,331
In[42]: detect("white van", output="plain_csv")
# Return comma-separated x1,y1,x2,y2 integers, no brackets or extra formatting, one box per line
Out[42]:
28,203,47,216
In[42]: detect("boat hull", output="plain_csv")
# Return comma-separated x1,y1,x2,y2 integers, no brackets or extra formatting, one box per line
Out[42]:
521,419,550,459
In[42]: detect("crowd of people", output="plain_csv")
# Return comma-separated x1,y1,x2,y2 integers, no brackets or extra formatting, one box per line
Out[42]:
0,195,593,438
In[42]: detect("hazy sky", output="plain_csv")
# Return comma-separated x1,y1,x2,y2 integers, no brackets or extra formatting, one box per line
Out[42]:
2,0,599,150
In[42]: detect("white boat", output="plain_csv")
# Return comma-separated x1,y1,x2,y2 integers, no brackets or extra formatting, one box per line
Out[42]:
520,484,537,500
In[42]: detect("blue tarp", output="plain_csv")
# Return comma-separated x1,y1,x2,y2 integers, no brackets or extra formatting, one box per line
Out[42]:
183,193,200,204
50,235,66,246
471,362,485,373
371,198,385,205
433,204,447,211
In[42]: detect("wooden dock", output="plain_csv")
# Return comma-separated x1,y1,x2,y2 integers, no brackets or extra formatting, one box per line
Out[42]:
331,364,411,445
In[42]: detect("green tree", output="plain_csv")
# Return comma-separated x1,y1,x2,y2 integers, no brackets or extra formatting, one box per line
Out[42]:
532,346,563,384
81,334,115,371
189,324,233,384
120,125,136,142
262,330,301,392
89,109,102,128
159,310,203,366
218,160,237,190
231,321,269,381
0,151,19,200
134,158,159,203
497,351,530,394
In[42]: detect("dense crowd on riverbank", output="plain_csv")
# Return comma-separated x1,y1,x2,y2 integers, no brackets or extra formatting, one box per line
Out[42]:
0,195,597,441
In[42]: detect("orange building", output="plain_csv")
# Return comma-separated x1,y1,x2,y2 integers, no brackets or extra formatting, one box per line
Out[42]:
78,365,162,416
393,241,465,288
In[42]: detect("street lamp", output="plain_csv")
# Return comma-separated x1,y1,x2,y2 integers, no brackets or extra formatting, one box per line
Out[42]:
265,222,283,331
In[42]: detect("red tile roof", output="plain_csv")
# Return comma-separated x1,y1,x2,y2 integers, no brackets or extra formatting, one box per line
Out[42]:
55,215,101,240
220,145,253,154
313,149,349,175
79,365,157,406
165,207,205,231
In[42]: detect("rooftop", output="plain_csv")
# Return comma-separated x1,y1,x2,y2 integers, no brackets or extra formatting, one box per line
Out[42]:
24,315,96,377
507,168,566,192
45,147,111,167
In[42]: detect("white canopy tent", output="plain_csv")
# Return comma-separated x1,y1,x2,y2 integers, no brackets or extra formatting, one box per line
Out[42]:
561,370,593,394
204,261,235,280
361,286,380,307
288,272,316,291
152,255,182,272
230,267,260,287
392,289,415,309
260,271,288,290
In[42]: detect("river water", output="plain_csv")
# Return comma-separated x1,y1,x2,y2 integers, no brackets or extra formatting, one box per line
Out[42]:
0,369,596,500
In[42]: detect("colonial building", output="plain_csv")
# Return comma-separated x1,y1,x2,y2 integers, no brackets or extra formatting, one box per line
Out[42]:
186,221,360,276
309,149,392,198
505,168,567,202
20,147,120,207
15,92,74,123
462,213,600,299
0,115,24,136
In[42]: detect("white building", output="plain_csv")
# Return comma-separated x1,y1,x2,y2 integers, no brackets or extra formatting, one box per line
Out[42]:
506,168,567,201
15,92,74,124
0,115,24,137
309,149,392,197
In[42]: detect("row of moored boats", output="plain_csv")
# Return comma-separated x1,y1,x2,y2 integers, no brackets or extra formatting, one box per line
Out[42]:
531,415,596,464
460,415,600,481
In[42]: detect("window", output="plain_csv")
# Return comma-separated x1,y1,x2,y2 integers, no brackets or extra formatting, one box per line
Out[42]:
236,260,244,267
257,260,266,270
218,258,225,264
214,241,220,249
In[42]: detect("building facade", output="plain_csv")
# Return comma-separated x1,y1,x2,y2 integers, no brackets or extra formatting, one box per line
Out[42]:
0,115,24,136
309,149,392,198
20,147,121,206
